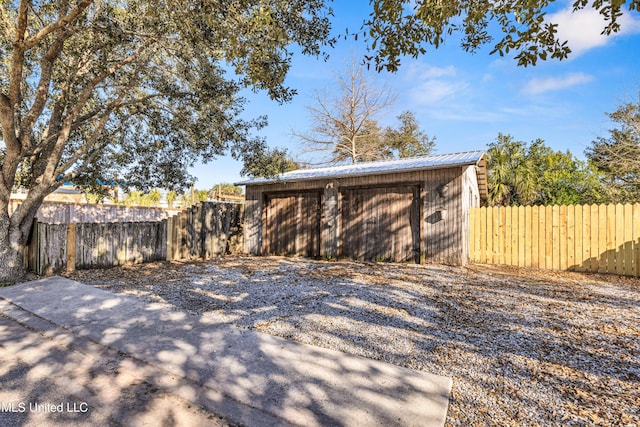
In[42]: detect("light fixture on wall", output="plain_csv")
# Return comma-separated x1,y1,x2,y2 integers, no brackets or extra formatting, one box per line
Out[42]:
436,207,447,221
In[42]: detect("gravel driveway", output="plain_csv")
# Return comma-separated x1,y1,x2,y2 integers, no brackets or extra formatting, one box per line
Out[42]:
67,256,640,426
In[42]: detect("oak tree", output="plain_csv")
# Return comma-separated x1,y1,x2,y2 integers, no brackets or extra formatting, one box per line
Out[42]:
0,0,331,281
586,96,640,202
361,0,640,70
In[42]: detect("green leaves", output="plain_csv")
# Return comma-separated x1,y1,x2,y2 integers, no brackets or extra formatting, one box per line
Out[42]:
239,145,299,178
362,0,639,70
0,0,333,199
586,98,640,203
384,111,435,159
486,134,606,206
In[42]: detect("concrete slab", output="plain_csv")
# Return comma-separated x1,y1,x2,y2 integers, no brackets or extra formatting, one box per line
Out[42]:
0,276,452,427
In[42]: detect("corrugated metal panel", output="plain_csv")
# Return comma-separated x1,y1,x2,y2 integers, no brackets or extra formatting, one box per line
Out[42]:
236,150,486,186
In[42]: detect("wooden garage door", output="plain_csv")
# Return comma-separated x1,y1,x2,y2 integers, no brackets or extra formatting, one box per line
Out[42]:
340,186,420,262
262,192,321,257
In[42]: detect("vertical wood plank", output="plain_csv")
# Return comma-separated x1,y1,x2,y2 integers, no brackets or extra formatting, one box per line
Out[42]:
165,216,171,260
573,205,582,271
531,206,539,269
606,204,616,274
581,205,594,271
597,204,607,273
624,203,633,276
559,205,568,270
615,203,625,275
497,206,505,265
487,206,500,264
566,205,575,270
537,205,546,270
551,206,560,270
589,204,598,273
634,204,640,277
490,205,497,265
511,206,519,266
504,206,512,266
544,206,553,270
479,206,487,263
66,224,76,273
516,206,524,267
525,205,532,268
580,205,590,272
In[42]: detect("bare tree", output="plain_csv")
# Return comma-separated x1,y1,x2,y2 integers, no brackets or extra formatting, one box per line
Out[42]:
586,95,640,202
294,60,396,164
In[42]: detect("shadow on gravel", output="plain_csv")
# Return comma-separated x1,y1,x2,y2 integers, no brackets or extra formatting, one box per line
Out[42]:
66,257,640,426
0,276,451,427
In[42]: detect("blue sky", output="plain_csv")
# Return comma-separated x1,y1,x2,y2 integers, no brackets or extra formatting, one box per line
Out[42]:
190,1,640,189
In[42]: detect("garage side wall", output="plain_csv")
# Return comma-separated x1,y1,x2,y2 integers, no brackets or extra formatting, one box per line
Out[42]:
460,165,481,264
243,166,475,265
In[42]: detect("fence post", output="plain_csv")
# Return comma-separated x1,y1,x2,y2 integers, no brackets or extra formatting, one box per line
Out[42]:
66,224,76,273
166,216,173,261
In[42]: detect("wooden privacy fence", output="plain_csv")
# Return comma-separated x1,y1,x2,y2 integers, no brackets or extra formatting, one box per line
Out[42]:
11,199,181,223
26,202,243,275
166,201,243,260
470,203,640,277
26,222,166,274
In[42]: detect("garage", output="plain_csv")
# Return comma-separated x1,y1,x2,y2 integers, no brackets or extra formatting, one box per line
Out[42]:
262,191,321,257
238,150,488,265
340,185,420,262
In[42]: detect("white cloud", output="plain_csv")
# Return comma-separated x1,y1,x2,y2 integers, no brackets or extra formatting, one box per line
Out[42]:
410,80,469,105
402,63,468,105
522,72,594,95
548,6,640,57
405,63,457,80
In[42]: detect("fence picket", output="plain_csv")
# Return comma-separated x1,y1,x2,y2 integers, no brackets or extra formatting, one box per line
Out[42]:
524,206,532,268
559,205,568,271
606,204,616,273
26,202,243,274
479,207,487,264
580,205,589,272
531,206,539,269
624,204,633,276
615,203,625,275
498,206,506,265
634,204,640,277
598,204,607,273
470,203,640,278
567,205,575,271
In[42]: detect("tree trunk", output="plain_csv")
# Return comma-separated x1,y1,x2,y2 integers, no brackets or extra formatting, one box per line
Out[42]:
0,242,26,283
0,203,37,283
0,219,29,283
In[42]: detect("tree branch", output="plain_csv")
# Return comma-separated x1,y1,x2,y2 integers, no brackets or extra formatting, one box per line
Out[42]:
19,32,71,146
22,0,93,50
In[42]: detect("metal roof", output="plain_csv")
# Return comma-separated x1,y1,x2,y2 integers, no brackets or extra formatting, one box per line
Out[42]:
236,150,487,196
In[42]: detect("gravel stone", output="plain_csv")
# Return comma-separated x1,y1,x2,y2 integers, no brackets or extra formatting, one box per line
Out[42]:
67,256,640,427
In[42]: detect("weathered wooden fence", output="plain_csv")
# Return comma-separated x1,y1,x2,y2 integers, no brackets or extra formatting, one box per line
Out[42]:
26,202,243,275
26,222,167,274
166,201,243,260
470,203,640,277
10,199,181,223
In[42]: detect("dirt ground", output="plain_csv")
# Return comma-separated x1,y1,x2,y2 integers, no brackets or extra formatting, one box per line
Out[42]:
66,256,640,426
